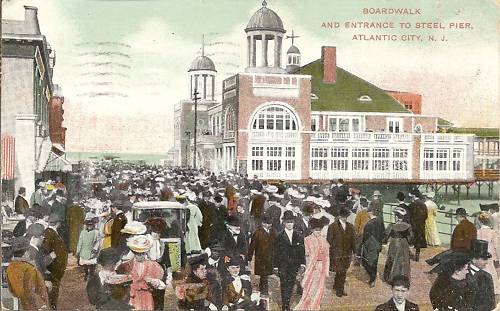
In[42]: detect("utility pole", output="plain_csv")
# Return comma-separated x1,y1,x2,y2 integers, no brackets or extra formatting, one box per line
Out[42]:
193,89,201,169
184,131,191,168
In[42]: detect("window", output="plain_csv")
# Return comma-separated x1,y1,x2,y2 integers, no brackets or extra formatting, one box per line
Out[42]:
352,147,369,170
252,160,263,170
372,148,390,170
288,55,292,64
352,119,360,132
285,147,295,157
373,148,390,158
311,118,317,131
423,149,434,170
225,107,235,131
436,149,448,171
267,160,281,171
414,124,423,133
339,119,349,132
387,118,402,133
331,147,348,171
329,118,337,132
358,95,372,102
267,146,282,157
311,147,328,171
452,149,462,171
252,147,264,157
393,148,409,171
251,106,298,132
285,160,295,171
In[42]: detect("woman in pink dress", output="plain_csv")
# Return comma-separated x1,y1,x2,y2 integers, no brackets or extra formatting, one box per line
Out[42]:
117,235,166,310
477,212,500,295
294,218,330,311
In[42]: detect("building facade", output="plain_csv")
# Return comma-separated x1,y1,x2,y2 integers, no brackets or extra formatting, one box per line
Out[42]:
1,6,68,197
176,2,475,182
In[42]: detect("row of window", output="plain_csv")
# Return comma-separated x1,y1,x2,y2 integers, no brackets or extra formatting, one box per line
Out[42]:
252,159,296,171
311,147,409,159
423,148,463,171
251,106,298,131
251,146,296,157
311,159,409,171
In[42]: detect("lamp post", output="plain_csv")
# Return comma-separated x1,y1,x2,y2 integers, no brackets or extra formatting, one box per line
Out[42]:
184,131,191,168
193,88,201,169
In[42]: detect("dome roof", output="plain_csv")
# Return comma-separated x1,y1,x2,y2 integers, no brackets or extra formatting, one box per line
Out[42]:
188,55,216,72
287,45,300,54
245,1,285,33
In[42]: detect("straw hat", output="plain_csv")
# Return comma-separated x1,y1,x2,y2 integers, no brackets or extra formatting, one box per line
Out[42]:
127,235,153,253
121,221,147,235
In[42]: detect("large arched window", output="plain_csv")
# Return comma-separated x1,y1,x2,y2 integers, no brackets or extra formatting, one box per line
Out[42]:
225,106,236,131
251,105,298,131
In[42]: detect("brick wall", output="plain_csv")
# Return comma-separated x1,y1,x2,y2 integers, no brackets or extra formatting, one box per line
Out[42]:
365,115,437,133
387,91,422,114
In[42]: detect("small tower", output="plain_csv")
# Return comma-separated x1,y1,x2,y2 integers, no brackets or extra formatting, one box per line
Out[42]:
245,0,286,74
188,35,217,100
285,30,301,73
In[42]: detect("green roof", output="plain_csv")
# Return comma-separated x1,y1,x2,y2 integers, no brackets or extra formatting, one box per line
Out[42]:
448,127,499,138
295,59,410,113
438,118,454,127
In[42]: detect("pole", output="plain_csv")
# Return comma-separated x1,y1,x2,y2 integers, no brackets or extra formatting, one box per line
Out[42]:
193,89,201,169
184,131,191,168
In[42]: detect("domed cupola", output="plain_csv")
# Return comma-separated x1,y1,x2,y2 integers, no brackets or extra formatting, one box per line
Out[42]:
188,36,216,100
285,30,301,73
244,1,286,74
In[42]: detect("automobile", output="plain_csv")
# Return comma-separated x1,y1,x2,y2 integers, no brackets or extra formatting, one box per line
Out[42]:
132,201,188,271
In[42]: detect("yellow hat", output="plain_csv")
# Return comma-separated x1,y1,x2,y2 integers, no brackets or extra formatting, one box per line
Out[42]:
127,235,153,253
46,184,54,191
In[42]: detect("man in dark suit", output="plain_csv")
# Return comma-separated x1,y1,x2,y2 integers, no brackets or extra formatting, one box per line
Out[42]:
396,191,411,224
468,239,496,311
42,213,69,309
198,191,214,249
110,200,128,248
375,275,420,311
426,207,477,266
248,213,278,296
272,211,306,311
15,187,30,215
266,195,283,232
25,223,53,279
331,179,349,204
408,189,428,262
361,204,386,287
209,194,228,241
327,208,355,297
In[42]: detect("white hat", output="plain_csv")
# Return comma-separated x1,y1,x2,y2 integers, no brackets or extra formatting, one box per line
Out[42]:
250,189,261,195
372,190,382,197
127,235,153,253
291,190,305,199
424,192,436,199
265,185,278,193
121,221,147,235
187,192,197,202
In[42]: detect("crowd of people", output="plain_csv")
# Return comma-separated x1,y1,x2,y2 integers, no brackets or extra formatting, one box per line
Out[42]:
2,161,499,311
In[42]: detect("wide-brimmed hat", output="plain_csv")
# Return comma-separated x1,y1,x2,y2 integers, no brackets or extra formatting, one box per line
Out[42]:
372,190,382,197
121,221,147,235
265,185,278,194
225,256,242,267
188,253,208,266
261,213,272,225
424,192,435,199
226,216,240,227
127,235,153,253
282,210,295,222
98,248,120,266
104,274,133,286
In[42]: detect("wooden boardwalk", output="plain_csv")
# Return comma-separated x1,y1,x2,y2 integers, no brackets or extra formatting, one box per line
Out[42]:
58,247,446,310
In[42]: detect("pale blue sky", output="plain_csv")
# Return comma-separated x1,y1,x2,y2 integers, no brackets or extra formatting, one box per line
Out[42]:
3,0,498,153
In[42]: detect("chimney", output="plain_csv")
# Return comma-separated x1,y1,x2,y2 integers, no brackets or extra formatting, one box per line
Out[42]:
24,6,41,34
321,46,337,84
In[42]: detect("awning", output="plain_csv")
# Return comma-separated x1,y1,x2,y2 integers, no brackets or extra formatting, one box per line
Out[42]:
1,135,15,180
36,137,52,173
43,152,72,172
52,143,65,154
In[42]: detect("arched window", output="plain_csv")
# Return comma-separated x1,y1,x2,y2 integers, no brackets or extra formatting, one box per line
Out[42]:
414,124,423,133
225,107,235,131
251,105,298,131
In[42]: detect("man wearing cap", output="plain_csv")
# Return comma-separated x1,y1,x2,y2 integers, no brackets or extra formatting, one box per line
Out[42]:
26,223,53,278
30,181,46,208
77,214,100,281
42,213,69,309
248,213,278,297
408,189,428,262
273,211,306,311
15,187,29,215
327,208,356,297
6,238,50,310
111,199,128,248
468,239,496,311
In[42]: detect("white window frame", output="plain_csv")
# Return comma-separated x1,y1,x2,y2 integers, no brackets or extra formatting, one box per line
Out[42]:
387,117,403,133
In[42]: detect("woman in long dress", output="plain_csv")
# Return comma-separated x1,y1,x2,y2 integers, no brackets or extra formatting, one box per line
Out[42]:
383,207,413,284
294,218,330,311
476,212,500,294
424,193,441,246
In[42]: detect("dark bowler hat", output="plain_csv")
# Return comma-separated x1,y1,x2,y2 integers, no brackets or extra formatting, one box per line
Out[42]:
188,253,208,266
282,210,295,223
309,217,325,230
455,207,468,216
396,191,406,201
471,239,491,259
225,256,242,267
97,248,120,266
338,208,350,218
214,194,223,203
429,251,470,275
261,213,272,225
226,216,241,227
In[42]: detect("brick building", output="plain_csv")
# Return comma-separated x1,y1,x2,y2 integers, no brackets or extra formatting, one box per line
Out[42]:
387,91,423,114
177,2,475,182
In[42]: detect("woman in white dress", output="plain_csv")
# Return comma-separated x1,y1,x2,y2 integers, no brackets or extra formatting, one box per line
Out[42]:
477,212,500,295
424,192,441,246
